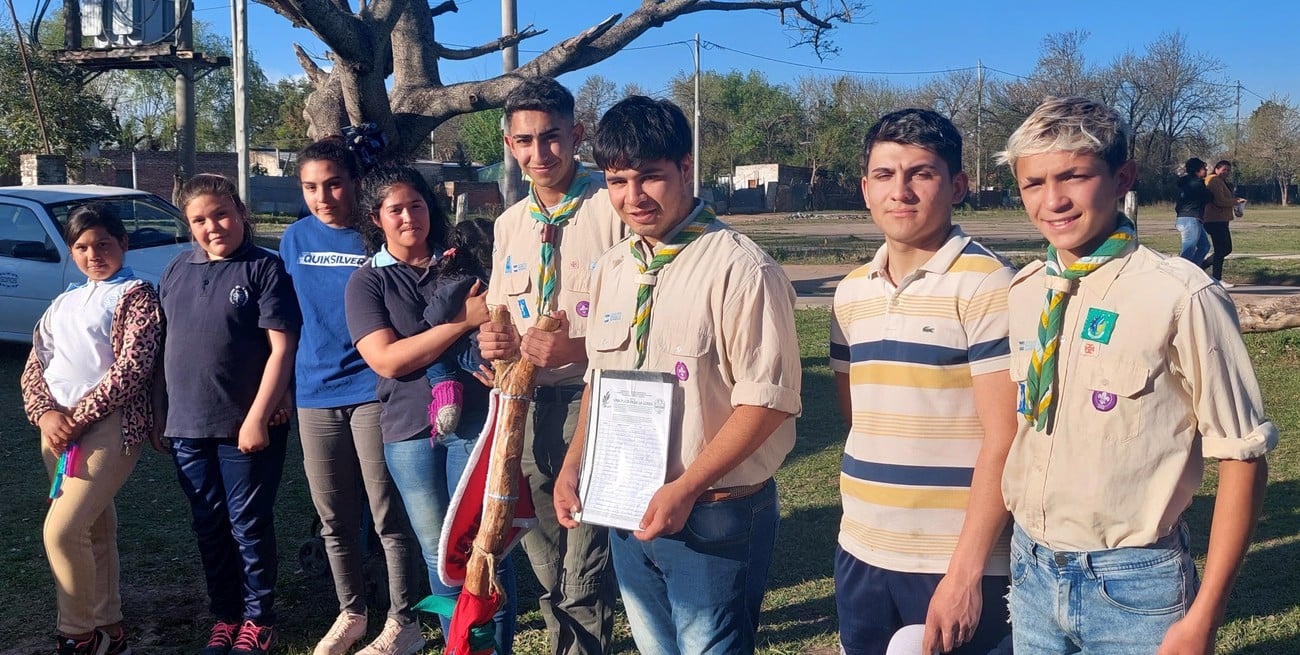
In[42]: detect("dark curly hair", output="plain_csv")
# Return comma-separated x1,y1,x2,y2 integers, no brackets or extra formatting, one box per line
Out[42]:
357,166,450,256
432,218,494,281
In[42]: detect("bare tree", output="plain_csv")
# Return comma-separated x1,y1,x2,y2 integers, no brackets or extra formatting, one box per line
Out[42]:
257,0,863,160
1241,97,1300,205
574,74,618,159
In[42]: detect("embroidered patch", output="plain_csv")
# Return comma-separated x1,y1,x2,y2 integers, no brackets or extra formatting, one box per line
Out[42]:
1081,307,1119,344
674,361,689,381
517,298,530,319
1016,381,1029,414
1017,339,1037,352
1092,390,1118,412
1081,341,1100,357
575,300,590,318
229,285,250,307
602,312,622,324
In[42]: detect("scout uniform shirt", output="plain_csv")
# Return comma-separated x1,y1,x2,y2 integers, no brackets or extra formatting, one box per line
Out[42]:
1002,244,1277,552
583,205,802,489
487,183,626,387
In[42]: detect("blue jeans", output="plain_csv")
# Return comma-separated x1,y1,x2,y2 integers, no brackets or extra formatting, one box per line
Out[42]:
610,479,779,655
171,424,289,624
1175,216,1210,265
384,425,516,654
1009,523,1199,654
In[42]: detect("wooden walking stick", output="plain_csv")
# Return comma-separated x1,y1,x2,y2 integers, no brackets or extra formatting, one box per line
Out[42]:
442,305,559,655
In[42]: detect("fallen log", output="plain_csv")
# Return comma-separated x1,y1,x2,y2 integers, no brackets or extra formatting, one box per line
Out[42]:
1236,295,1300,333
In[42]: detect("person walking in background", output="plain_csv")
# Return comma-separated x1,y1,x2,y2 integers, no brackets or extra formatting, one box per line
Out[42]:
281,139,423,655
21,205,165,655
1204,159,1245,287
161,174,300,655
478,76,624,655
830,109,1015,655
1174,157,1212,265
998,97,1275,654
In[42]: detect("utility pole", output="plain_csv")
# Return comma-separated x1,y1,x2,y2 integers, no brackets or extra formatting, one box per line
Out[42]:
975,58,983,206
5,0,52,154
232,0,249,203
174,0,196,201
1234,80,1242,163
500,0,523,205
693,33,701,197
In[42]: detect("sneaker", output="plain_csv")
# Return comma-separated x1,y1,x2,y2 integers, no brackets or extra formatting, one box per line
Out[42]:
313,612,368,655
228,620,276,655
356,618,425,655
102,628,132,655
54,632,107,655
200,620,240,655
1219,280,1236,289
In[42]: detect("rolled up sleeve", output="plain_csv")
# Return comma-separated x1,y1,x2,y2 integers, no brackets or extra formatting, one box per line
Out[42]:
721,263,802,416
1173,285,1279,461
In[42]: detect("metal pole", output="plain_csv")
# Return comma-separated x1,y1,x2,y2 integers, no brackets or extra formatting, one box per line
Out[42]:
232,0,249,203
500,0,522,205
3,0,52,154
975,58,983,204
174,0,195,201
693,33,701,197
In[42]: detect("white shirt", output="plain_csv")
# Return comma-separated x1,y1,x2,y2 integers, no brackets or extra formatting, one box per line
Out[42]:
39,270,141,408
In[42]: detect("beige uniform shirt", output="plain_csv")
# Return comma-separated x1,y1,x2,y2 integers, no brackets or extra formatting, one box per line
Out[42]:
584,211,802,489
1003,244,1277,551
488,184,626,387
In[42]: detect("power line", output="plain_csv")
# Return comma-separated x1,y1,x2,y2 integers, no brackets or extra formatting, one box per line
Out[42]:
702,39,980,76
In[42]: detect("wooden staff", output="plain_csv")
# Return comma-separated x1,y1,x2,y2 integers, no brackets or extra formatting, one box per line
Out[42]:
463,306,559,598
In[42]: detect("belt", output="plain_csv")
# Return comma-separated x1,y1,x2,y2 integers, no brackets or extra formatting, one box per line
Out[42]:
696,479,769,504
533,385,585,403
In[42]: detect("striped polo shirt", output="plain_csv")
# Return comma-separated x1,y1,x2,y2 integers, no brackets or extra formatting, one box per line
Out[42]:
830,226,1014,575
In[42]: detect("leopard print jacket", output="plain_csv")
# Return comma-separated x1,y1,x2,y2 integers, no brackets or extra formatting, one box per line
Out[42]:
21,280,164,449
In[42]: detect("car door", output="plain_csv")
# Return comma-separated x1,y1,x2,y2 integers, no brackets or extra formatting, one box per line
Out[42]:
0,200,70,342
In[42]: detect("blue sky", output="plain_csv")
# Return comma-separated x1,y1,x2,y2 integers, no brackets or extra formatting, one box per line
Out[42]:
17,0,1297,117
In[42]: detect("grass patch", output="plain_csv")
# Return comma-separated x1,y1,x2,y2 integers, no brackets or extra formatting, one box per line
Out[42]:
3,308,1300,653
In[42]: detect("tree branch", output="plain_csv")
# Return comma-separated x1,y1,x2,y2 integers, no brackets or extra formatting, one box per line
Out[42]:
293,43,328,85
435,25,546,61
429,0,457,18
686,1,832,29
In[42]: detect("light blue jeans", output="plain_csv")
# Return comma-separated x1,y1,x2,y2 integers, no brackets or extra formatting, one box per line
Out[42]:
1009,523,1198,654
384,425,516,654
1175,216,1211,265
610,480,779,655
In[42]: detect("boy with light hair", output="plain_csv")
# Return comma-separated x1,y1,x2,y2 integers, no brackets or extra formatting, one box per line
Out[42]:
997,96,1276,654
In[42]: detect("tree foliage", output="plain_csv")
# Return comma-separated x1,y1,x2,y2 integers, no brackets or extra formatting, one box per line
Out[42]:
0,18,117,177
1240,98,1300,205
460,108,504,165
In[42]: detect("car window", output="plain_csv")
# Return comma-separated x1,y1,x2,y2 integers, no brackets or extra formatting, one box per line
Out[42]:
0,204,57,260
49,196,189,249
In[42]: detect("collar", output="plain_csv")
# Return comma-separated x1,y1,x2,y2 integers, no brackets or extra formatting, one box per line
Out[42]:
865,225,968,279
66,267,138,292
372,245,399,268
1056,240,1138,298
633,200,706,256
188,235,256,263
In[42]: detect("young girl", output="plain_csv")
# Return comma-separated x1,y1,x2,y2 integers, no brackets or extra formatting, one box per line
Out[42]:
21,205,164,655
424,219,494,438
344,167,516,653
160,174,300,655
281,138,423,655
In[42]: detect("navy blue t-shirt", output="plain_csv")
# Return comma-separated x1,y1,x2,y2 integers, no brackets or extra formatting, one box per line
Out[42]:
345,247,488,443
279,216,378,408
160,239,301,439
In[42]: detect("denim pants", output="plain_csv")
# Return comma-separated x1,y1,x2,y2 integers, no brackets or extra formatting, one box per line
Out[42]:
610,479,780,655
171,424,289,624
299,402,418,621
1009,523,1199,654
384,425,516,654
1175,216,1210,265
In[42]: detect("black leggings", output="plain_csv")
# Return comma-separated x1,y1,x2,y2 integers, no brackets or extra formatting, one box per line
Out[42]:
1204,221,1233,280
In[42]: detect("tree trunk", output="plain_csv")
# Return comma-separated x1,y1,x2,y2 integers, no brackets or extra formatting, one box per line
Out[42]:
1237,296,1300,333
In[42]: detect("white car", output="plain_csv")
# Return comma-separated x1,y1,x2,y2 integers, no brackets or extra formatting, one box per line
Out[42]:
0,185,192,343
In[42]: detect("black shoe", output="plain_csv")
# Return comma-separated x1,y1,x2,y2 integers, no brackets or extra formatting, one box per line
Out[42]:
229,620,276,655
199,619,240,655
54,631,107,655
102,628,132,655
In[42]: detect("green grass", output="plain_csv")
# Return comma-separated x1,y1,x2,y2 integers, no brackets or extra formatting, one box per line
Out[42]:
4,306,1300,653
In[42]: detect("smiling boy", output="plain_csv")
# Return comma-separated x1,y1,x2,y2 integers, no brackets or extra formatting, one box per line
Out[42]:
998,97,1277,654
831,108,1016,655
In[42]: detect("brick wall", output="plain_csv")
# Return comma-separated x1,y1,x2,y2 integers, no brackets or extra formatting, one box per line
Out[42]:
81,151,238,200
